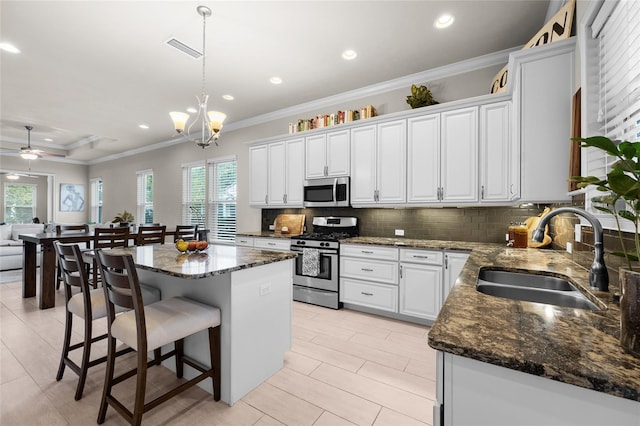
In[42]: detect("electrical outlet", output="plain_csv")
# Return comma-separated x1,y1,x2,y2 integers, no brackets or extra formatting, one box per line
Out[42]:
574,224,581,242
566,242,573,254
268,224,275,231
395,229,405,236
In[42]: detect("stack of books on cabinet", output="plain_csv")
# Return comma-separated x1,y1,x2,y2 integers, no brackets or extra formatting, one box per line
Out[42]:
289,105,377,133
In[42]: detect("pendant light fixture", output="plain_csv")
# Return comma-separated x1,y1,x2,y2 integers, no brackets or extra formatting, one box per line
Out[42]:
170,5,226,148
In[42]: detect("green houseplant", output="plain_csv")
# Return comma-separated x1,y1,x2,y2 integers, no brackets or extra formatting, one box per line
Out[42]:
406,84,438,109
571,135,640,357
111,210,134,224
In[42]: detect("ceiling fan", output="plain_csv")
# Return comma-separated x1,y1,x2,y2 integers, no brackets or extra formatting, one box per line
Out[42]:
0,171,40,180
0,125,65,159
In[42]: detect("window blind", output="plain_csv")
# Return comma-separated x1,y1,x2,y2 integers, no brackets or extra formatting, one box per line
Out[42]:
3,183,36,224
207,157,237,242
181,162,206,229
136,170,154,224
90,178,102,224
585,0,640,231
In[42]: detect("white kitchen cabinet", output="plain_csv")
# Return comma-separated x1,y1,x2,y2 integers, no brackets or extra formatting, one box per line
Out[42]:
341,278,398,313
249,145,269,206
479,101,516,202
351,120,406,205
407,107,478,205
434,352,640,426
443,251,469,302
400,261,442,320
440,107,478,203
305,130,350,179
268,137,304,207
253,237,291,252
235,236,254,247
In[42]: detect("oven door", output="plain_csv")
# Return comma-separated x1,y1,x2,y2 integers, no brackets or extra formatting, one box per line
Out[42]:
292,248,338,292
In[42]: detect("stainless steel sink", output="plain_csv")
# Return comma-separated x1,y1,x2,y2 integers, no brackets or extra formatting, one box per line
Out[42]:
476,268,602,311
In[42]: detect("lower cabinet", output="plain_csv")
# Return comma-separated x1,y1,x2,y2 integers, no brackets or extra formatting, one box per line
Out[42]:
443,251,470,302
235,236,255,247
399,262,442,320
341,278,398,312
253,237,291,252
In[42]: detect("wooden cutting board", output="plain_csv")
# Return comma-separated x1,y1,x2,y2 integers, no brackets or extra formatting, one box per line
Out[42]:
273,214,305,235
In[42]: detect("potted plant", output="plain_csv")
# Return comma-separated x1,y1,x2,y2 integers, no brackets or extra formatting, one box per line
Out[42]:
571,135,640,356
112,210,134,226
406,84,439,109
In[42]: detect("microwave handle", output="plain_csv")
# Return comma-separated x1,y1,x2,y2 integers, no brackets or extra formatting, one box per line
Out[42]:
333,178,338,204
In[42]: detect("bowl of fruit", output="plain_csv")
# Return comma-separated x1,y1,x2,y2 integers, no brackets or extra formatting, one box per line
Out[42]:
175,239,208,253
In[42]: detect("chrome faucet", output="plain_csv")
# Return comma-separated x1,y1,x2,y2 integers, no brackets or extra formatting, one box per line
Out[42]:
532,207,609,292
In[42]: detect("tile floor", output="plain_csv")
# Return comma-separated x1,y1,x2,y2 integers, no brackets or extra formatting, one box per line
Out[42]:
0,277,436,425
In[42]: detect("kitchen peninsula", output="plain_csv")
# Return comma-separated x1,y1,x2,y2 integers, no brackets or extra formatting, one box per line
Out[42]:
106,244,295,406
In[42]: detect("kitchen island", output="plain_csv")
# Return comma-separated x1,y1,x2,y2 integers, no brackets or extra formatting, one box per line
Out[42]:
106,244,296,406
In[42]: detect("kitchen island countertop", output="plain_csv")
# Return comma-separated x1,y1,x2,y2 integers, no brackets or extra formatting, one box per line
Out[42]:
340,236,640,403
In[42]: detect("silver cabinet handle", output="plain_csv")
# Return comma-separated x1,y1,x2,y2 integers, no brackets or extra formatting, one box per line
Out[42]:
481,185,485,199
268,242,276,246
400,265,403,278
361,250,373,254
412,255,430,259
324,165,328,176
265,194,268,204
361,292,374,296
445,255,449,269
361,268,374,272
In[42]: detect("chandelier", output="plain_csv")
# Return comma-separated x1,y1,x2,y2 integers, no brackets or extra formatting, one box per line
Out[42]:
170,5,226,148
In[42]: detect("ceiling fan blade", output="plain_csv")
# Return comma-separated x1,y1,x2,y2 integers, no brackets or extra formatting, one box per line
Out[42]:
37,151,66,158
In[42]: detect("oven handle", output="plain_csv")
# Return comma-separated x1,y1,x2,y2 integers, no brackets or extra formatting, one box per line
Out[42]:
291,247,338,255
333,178,338,204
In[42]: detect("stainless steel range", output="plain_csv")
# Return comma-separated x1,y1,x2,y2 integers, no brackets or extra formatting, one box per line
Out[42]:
291,216,358,309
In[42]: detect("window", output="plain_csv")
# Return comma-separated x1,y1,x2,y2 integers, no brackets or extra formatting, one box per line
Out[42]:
182,157,237,243
3,183,36,224
208,157,237,241
582,0,640,231
182,162,206,230
136,170,154,224
90,178,102,224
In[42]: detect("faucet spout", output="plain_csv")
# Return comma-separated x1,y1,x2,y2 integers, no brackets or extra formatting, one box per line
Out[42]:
532,207,609,292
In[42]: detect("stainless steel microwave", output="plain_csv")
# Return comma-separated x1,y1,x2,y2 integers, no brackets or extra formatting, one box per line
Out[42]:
303,177,350,207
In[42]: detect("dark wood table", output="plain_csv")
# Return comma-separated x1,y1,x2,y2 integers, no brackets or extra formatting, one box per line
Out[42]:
19,229,179,309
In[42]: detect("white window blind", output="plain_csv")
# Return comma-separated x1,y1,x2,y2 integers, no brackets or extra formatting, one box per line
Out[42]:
3,183,36,224
585,0,640,231
181,162,206,230
136,170,154,224
90,178,102,224
207,156,237,242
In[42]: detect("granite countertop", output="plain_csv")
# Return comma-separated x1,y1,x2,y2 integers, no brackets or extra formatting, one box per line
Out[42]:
339,236,640,403
106,244,296,279
237,231,300,239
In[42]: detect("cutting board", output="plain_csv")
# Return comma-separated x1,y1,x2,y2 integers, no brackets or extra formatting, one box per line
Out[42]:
273,214,305,235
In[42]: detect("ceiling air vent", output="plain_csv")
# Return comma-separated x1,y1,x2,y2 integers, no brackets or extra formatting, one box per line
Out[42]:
166,38,202,59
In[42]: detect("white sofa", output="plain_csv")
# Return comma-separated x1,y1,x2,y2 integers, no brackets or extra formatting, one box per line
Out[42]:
0,224,44,271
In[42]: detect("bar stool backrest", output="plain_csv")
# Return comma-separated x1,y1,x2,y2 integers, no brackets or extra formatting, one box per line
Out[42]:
94,226,130,249
136,225,166,246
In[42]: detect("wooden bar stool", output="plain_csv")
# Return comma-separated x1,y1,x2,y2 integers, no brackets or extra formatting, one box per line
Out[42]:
54,242,161,401
174,224,198,242
55,224,90,290
91,226,130,287
136,224,166,246
96,249,221,426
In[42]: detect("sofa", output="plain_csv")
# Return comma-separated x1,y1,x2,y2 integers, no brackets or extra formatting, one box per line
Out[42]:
0,223,44,271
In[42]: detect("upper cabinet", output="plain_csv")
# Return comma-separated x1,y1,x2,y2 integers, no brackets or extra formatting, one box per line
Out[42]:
305,130,350,179
249,144,269,206
351,120,406,205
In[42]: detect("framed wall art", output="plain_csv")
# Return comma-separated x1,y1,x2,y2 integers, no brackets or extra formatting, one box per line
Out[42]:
60,183,85,212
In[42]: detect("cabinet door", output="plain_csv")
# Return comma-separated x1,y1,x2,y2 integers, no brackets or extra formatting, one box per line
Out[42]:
249,145,269,206
268,142,286,206
399,262,442,320
443,252,469,302
305,134,327,179
326,130,350,177
441,107,478,203
480,102,513,202
350,125,377,204
285,137,305,206
407,114,440,203
377,120,407,204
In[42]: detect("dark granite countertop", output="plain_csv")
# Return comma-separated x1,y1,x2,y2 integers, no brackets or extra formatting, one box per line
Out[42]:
236,231,300,239
339,236,640,403
106,244,296,279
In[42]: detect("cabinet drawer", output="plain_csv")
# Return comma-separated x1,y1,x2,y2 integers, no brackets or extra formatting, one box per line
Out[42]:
235,237,255,247
340,257,398,284
340,278,398,312
254,237,291,252
399,249,443,265
340,244,399,261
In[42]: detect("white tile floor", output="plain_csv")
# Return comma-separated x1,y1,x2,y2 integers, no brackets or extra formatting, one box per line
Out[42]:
0,278,435,425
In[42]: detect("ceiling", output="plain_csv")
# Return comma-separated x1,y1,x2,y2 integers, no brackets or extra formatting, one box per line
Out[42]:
0,0,552,164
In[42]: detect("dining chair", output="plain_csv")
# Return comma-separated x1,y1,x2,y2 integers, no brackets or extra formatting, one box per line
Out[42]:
136,224,166,246
54,242,161,401
174,224,198,242
91,226,130,287
55,224,90,290
96,249,221,426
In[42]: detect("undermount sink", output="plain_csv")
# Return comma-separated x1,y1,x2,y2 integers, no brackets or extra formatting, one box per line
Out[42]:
476,268,602,311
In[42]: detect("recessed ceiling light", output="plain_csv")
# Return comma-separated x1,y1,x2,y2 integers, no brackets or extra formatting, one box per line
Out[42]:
186,107,198,113
139,124,149,129
0,42,20,53
435,13,454,29
342,49,357,60
222,94,234,101
270,77,282,85
44,138,53,142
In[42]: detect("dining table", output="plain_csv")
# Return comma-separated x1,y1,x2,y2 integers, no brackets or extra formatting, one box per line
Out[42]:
19,228,179,309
